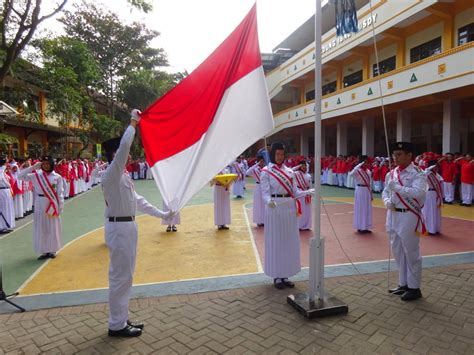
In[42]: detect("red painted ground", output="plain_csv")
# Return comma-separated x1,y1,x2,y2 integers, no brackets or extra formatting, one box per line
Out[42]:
249,204,474,267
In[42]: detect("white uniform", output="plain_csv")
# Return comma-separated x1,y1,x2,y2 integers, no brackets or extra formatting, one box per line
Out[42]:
261,163,310,279
383,163,427,289
102,125,167,331
0,166,15,231
294,170,312,230
214,184,231,226
231,162,245,197
422,170,443,234
146,163,153,180
246,164,265,225
18,166,64,255
349,163,373,231
10,167,24,219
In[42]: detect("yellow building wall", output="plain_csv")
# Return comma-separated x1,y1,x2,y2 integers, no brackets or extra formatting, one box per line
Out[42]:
405,22,443,64
454,7,474,45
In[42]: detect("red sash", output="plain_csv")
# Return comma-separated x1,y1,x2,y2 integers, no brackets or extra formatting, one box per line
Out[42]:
233,163,244,180
34,170,60,217
295,171,312,205
357,167,373,199
265,165,302,216
427,172,443,207
391,168,426,236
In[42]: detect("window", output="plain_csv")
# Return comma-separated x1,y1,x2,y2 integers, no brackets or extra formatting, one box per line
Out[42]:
306,90,315,101
458,23,474,45
343,70,362,88
410,37,441,63
322,81,337,95
373,56,396,76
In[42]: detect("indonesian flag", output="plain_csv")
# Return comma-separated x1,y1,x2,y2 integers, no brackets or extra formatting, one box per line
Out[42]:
140,4,274,212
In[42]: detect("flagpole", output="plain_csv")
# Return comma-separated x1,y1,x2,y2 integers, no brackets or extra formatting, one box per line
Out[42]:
287,0,348,318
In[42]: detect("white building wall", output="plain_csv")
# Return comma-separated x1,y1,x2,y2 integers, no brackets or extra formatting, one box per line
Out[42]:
405,22,443,64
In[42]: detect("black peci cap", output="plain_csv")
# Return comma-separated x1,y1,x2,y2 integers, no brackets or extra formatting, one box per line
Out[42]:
102,137,122,163
391,142,414,154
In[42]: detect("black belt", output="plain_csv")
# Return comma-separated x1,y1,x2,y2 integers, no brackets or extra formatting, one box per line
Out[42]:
37,194,45,197
108,216,135,222
357,184,367,187
271,194,290,198
0,187,9,189
256,182,260,184
394,208,409,213
428,188,436,191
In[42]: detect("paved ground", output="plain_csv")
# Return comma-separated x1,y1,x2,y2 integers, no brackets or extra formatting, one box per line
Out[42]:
1,263,473,354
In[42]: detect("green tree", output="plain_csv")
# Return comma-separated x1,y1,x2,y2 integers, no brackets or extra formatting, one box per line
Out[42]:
60,1,168,118
118,69,185,111
0,0,68,86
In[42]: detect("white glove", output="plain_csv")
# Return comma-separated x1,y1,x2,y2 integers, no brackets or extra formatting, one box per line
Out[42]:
305,188,315,195
387,180,400,192
33,161,42,170
267,200,276,209
385,201,395,209
131,109,142,122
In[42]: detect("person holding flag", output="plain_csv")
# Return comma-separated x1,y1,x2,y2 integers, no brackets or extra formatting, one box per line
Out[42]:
348,155,373,234
213,167,232,230
101,109,172,338
17,156,64,260
261,143,314,290
383,142,427,301
293,160,313,231
246,156,265,227
422,160,443,235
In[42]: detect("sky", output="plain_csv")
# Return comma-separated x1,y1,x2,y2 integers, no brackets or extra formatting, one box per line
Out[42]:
42,0,318,73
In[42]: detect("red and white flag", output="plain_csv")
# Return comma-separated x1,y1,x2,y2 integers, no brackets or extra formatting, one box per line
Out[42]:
140,4,274,212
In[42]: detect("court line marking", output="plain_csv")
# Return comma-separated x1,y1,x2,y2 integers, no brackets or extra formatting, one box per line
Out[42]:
242,202,263,273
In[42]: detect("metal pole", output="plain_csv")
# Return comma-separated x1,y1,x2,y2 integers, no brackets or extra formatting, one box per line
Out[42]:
309,0,323,303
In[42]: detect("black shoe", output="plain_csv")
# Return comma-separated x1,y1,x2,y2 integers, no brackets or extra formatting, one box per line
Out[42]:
127,320,144,330
388,285,408,295
401,288,422,301
37,254,49,260
166,226,172,232
274,278,285,290
362,230,372,234
282,278,295,288
172,225,177,232
221,225,229,230
108,325,142,337
257,223,264,227
47,253,56,259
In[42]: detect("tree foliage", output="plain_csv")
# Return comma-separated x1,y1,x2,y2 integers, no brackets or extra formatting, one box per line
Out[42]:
0,0,68,86
60,1,167,117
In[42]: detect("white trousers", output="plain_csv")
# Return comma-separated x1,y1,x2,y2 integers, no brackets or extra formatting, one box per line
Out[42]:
105,220,137,331
232,179,245,197
0,189,15,230
252,184,265,225
386,210,422,289
214,185,231,225
443,182,454,202
461,183,472,205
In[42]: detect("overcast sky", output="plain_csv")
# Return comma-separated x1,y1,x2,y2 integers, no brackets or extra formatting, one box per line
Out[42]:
43,0,319,73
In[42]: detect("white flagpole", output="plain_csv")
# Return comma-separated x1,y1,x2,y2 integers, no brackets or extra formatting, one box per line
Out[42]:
309,0,324,303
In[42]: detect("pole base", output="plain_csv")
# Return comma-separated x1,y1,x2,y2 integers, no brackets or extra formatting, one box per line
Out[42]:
287,292,348,319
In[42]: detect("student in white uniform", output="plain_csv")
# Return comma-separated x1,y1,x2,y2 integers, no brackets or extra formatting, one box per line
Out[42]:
422,160,443,235
0,156,15,233
10,162,24,219
17,156,64,260
383,142,427,301
231,158,245,198
348,155,373,234
293,160,313,231
261,143,314,289
246,156,265,227
213,168,232,230
101,109,171,337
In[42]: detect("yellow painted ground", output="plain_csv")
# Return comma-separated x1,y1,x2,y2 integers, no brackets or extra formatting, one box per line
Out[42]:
20,200,258,295
327,197,474,221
